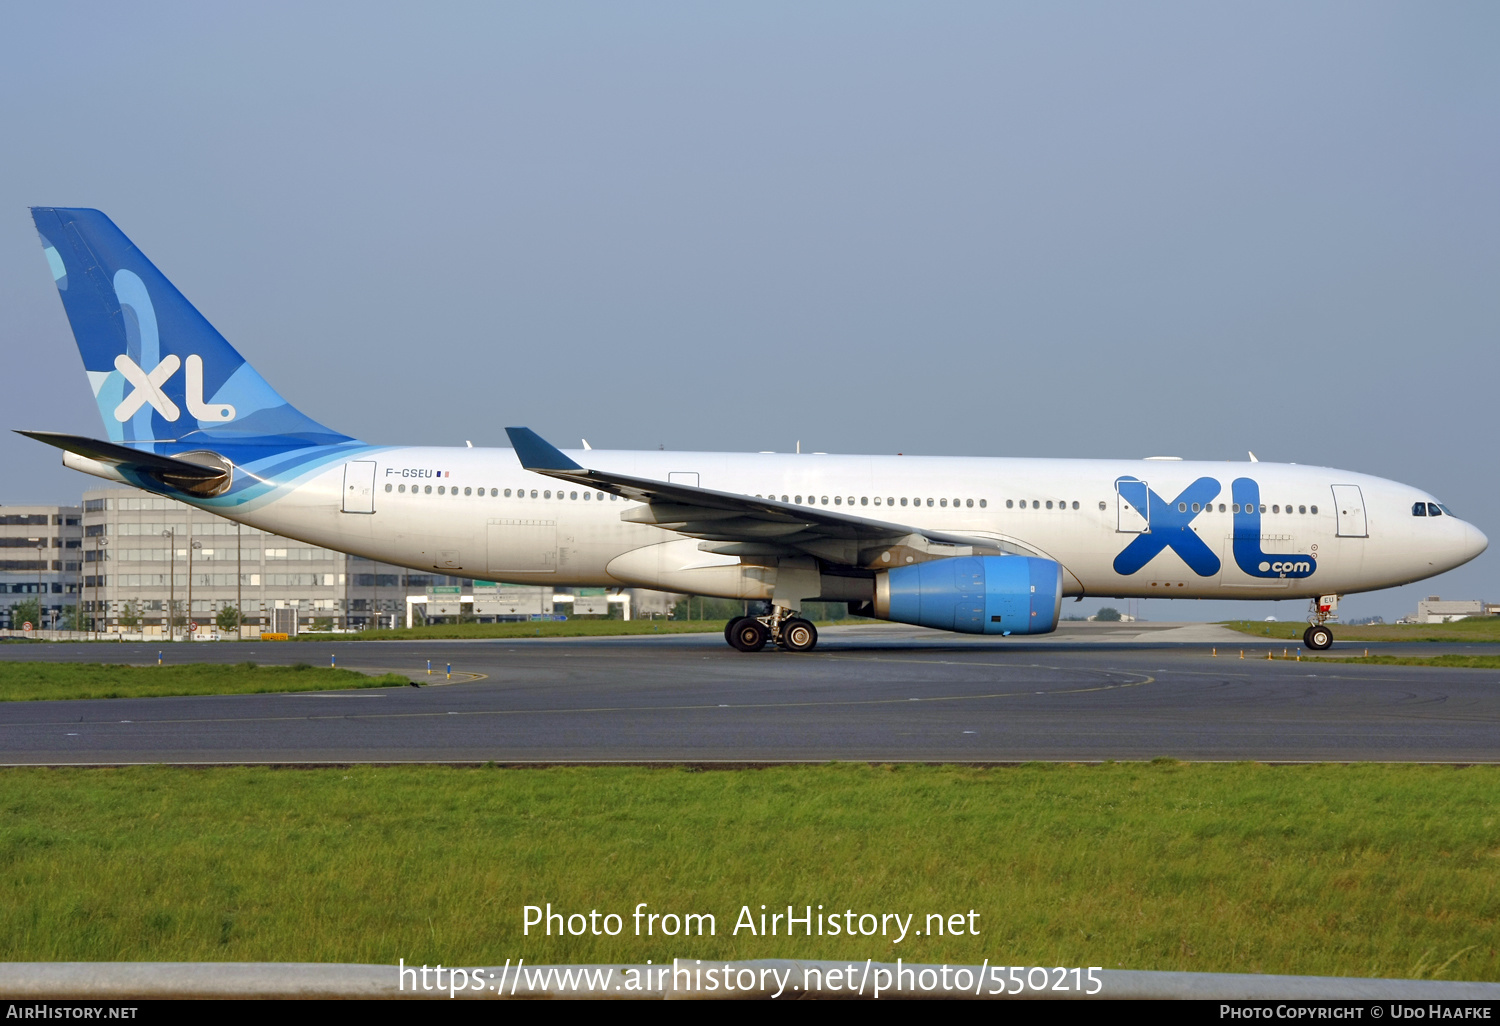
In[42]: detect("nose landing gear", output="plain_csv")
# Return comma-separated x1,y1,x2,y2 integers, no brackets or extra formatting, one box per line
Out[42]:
1302,595,1339,650
1302,624,1333,650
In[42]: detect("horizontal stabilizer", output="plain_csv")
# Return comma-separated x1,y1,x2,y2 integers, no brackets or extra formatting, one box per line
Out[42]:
18,430,232,496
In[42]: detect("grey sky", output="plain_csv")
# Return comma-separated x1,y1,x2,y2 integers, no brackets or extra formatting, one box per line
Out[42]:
1,2,1495,623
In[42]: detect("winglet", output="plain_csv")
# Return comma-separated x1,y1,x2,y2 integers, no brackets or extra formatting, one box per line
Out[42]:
506,427,584,472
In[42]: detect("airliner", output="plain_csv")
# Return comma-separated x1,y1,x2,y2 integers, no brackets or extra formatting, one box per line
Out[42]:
19,208,1487,652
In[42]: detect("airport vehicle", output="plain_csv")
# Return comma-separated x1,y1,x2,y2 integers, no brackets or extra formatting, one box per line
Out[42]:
20,208,1487,652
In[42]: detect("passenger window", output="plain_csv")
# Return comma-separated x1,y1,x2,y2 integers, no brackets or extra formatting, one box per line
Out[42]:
1272,505,1279,513
1310,505,1317,514
504,489,511,497
1033,500,1040,509
926,498,934,507
1071,501,1079,510
1045,500,1052,509
1178,503,1187,512
979,499,987,508
872,497,879,505
583,492,591,501
900,498,908,507
861,497,869,506
1259,505,1267,514
821,496,828,505
398,484,406,493
544,490,551,499
795,495,802,504
1231,503,1239,513
1218,503,1225,512
1189,503,1198,512
1428,503,1443,517
1098,501,1105,511
886,497,894,506
570,491,578,500
531,490,538,498
438,486,445,495
967,499,974,508
781,495,788,502
424,486,432,494
1006,500,1014,509
1298,505,1305,514
834,496,841,505
384,483,392,493
464,487,472,496
940,499,948,507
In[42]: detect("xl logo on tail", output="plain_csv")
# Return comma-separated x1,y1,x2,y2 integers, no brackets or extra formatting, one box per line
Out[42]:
113,353,236,423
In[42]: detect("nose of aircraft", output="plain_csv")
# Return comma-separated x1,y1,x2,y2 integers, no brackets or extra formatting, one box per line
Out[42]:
1464,522,1489,563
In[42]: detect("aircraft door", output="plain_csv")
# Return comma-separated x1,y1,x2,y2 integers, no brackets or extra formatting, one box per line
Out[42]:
487,518,557,573
341,461,376,514
1116,478,1149,533
1331,485,1368,538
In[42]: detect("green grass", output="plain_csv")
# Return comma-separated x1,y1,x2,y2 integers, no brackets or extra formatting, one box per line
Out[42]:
0,662,409,701
1310,654,1500,669
1223,618,1500,643
0,763,1495,979
293,618,871,642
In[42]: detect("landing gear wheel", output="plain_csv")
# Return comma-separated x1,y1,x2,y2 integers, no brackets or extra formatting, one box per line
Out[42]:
725,617,746,645
1303,624,1333,651
778,618,818,652
729,618,769,652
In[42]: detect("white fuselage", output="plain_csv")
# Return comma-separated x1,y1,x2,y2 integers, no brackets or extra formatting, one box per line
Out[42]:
221,447,1486,604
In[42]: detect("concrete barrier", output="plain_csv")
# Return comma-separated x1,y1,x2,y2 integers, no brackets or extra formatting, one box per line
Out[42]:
1,961,1498,1000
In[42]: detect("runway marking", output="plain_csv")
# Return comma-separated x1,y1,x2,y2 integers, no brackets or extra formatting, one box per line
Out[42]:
0,673,1155,729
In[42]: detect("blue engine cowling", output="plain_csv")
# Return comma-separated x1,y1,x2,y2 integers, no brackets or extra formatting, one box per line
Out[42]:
873,555,1063,635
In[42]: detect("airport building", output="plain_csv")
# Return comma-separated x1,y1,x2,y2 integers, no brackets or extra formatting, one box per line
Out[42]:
0,487,651,636
1409,596,1500,624
0,504,83,630
74,487,502,634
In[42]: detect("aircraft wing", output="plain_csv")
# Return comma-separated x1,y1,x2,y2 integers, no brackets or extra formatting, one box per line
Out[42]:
507,427,1021,567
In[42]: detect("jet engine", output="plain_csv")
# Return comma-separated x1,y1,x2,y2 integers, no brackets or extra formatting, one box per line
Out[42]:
873,555,1062,635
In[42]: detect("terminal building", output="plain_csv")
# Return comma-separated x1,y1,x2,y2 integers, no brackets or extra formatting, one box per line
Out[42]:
0,504,83,630
0,487,651,636
1408,596,1500,624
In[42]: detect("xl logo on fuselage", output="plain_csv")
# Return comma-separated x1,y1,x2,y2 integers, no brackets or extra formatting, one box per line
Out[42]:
1112,476,1317,580
113,353,236,423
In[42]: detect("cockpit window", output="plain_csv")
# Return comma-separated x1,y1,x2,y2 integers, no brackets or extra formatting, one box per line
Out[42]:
1439,504,1455,516
1413,502,1427,517
1428,503,1443,517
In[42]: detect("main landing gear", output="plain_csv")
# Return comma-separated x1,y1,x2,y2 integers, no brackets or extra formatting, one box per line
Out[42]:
725,608,818,653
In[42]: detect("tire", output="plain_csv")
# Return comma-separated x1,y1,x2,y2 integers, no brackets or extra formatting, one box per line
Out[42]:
729,618,769,652
779,618,818,652
1303,625,1333,651
725,617,746,645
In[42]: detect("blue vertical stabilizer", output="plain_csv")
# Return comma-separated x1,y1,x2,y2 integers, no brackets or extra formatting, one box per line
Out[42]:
30,207,354,456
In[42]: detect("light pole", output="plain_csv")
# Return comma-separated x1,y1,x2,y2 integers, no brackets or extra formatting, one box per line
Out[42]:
92,536,108,641
236,522,242,641
31,538,45,632
162,528,175,641
187,539,201,639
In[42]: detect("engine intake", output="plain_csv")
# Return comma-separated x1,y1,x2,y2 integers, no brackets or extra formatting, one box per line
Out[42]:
873,555,1062,635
